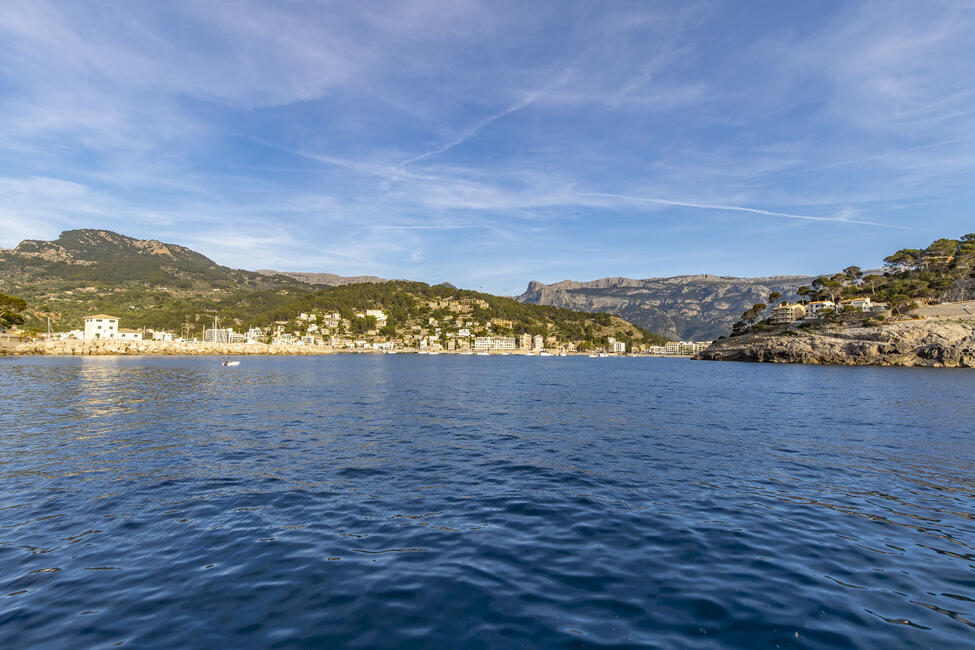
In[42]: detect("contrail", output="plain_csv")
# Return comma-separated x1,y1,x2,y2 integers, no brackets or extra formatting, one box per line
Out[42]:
578,192,909,229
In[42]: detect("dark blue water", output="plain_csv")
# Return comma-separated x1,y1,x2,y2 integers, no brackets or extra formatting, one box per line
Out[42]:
1,356,973,648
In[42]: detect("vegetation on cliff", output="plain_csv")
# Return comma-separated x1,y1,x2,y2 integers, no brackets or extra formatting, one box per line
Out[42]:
0,293,26,328
0,229,312,333
730,234,975,336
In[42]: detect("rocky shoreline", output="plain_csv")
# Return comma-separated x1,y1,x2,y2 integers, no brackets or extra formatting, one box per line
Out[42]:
696,318,975,367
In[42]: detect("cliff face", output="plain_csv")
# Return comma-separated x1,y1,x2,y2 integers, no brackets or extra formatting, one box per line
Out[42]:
696,320,975,367
517,275,814,341
255,270,386,286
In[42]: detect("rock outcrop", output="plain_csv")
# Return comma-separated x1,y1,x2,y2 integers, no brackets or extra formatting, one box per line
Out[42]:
696,319,975,367
255,270,386,286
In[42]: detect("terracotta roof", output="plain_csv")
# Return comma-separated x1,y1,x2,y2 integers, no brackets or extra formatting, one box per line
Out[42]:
84,314,120,320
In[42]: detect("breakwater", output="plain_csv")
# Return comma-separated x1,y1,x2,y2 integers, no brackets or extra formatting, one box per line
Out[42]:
1,339,334,356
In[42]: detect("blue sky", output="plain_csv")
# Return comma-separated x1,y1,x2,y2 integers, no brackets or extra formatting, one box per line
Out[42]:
2,1,974,294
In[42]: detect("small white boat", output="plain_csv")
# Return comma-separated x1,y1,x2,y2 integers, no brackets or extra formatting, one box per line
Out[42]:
222,360,240,366
539,352,552,357
588,354,598,358
476,351,489,356
598,352,608,358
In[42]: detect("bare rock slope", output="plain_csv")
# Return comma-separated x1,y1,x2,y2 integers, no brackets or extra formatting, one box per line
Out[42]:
696,319,975,367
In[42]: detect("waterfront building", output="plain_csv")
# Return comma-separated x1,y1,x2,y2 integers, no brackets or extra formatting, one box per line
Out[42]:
519,333,532,349
204,327,234,343
473,336,515,351
532,334,544,351
116,328,144,341
83,314,120,341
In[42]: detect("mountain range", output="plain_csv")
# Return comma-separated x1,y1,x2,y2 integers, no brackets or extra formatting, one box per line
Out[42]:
4,229,823,340
516,275,815,340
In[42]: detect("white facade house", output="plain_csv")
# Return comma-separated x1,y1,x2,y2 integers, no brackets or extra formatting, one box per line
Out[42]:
116,328,143,341
805,300,836,317
839,297,876,311
84,314,119,341
532,334,544,351
608,338,626,353
365,310,388,328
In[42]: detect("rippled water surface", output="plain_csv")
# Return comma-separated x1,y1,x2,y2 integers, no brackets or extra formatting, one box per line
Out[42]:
1,356,973,648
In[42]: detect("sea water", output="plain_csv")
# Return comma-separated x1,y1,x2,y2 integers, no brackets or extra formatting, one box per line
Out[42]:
1,355,973,648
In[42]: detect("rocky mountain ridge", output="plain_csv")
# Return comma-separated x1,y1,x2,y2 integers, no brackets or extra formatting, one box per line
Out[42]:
517,274,816,341
256,270,386,286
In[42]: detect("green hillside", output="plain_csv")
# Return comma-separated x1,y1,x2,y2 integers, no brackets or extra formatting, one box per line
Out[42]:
0,229,311,332
1,230,667,347
261,281,668,348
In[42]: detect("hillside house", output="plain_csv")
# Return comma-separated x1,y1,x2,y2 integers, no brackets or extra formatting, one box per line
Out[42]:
772,303,807,324
805,300,836,317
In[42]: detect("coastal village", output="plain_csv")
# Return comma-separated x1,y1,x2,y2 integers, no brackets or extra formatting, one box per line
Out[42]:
2,304,711,356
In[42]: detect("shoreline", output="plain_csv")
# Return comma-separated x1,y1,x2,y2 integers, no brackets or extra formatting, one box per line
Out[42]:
0,340,692,358
695,314,975,367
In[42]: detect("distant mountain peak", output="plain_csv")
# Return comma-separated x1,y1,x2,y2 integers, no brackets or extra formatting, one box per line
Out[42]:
256,270,386,286
14,229,214,265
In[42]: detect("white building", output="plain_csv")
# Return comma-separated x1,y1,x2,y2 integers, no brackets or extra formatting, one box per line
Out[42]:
365,309,388,328
116,328,143,341
84,314,119,341
474,336,516,351
607,337,626,353
532,334,544,351
805,300,836,317
204,328,233,343
152,330,176,342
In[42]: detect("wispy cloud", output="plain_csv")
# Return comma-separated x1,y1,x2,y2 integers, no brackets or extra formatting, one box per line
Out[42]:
399,91,545,166
576,193,911,229
0,1,972,294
